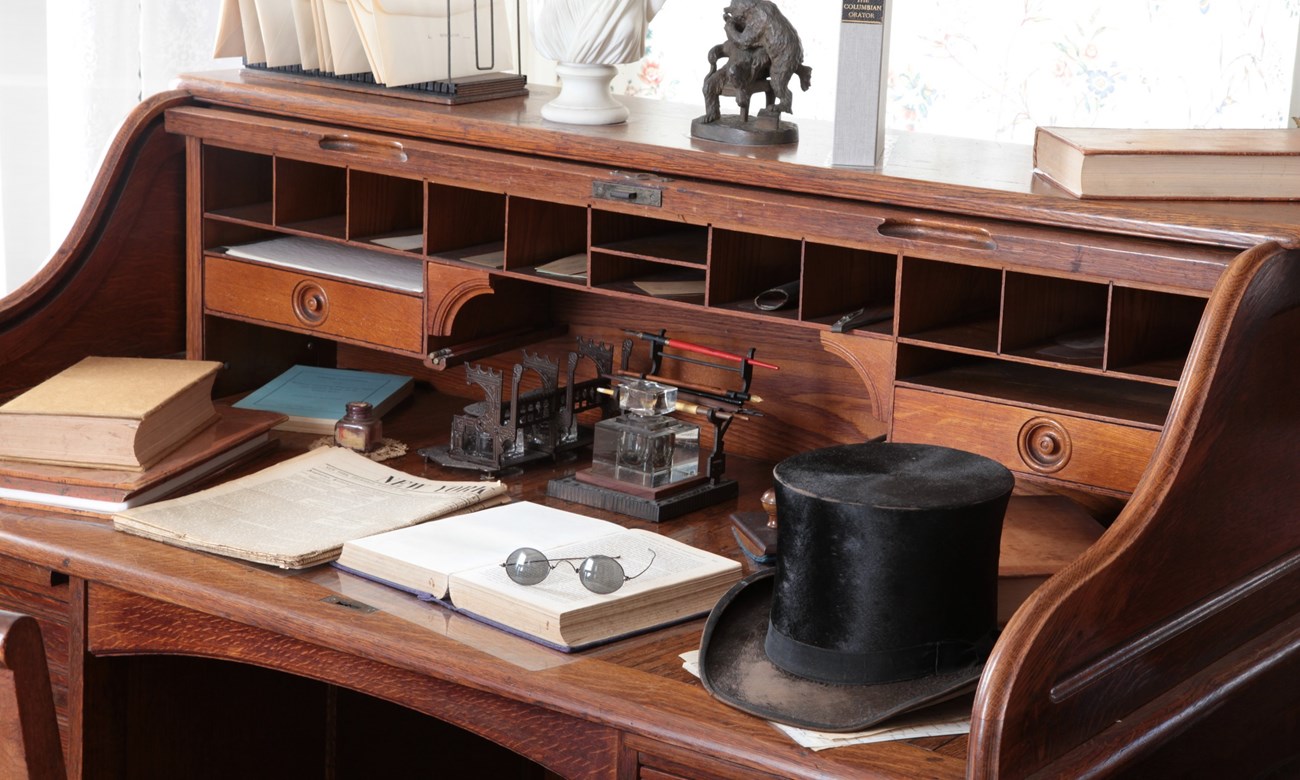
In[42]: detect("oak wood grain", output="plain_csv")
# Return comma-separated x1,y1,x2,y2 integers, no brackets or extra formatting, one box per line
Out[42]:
970,242,1300,777
1,71,1296,779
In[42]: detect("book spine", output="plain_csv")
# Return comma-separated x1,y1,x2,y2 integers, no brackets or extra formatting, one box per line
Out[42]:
833,1,891,168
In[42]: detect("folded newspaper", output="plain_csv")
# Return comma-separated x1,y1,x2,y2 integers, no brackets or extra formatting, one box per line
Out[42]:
113,447,506,568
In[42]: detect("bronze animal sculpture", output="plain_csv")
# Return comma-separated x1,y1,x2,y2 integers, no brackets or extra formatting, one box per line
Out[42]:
700,0,811,125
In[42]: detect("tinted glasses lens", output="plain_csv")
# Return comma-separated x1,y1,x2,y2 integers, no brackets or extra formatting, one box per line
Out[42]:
503,547,551,586
577,554,626,594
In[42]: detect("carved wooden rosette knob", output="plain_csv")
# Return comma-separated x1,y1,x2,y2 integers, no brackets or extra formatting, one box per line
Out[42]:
1018,417,1072,473
292,280,329,326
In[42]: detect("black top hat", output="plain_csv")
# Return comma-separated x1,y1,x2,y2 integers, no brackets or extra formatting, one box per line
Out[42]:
698,442,1014,732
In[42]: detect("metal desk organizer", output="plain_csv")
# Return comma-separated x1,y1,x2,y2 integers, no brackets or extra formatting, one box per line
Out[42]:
420,338,615,474
547,329,769,521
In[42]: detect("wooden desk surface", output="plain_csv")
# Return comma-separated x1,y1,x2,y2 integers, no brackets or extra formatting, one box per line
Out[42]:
0,390,969,779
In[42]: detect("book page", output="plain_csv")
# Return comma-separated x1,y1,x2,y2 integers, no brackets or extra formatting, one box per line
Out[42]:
450,528,737,612
337,501,624,598
113,447,505,568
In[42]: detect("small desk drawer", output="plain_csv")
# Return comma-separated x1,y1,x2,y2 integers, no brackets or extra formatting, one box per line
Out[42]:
891,386,1161,494
204,256,424,354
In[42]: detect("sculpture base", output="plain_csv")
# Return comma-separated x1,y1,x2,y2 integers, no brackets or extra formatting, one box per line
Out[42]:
541,63,629,125
691,115,799,146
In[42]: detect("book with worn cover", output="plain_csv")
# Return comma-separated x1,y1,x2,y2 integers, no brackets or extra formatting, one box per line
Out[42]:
335,501,744,651
112,447,507,568
0,357,222,470
0,405,284,516
233,364,413,434
1033,126,1300,200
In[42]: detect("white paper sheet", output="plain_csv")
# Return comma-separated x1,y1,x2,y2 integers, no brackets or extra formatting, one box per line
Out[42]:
679,651,973,750
224,236,424,293
366,0,515,86
254,0,303,66
290,0,321,70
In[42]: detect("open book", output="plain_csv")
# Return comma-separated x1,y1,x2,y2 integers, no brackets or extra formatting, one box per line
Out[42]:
335,501,743,651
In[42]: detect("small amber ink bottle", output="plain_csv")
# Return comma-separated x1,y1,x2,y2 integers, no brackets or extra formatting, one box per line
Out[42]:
334,401,381,452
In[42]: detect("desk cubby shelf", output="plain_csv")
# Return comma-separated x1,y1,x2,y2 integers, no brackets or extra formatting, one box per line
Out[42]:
181,106,1225,496
196,141,909,344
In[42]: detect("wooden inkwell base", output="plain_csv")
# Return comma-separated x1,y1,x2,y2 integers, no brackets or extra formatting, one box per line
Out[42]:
548,468,738,523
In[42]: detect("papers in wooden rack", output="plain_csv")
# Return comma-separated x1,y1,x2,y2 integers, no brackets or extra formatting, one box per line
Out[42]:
216,0,515,86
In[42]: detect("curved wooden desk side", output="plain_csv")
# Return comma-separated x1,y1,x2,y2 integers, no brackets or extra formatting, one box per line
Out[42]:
973,241,1300,777
0,611,66,780
0,92,188,400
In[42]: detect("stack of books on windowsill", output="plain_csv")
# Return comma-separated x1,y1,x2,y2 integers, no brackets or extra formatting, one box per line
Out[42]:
0,357,283,516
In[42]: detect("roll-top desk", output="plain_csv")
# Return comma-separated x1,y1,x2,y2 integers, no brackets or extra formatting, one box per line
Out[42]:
0,70,1296,777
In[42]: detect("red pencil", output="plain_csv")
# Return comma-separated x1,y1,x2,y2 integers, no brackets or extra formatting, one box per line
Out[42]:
625,330,780,370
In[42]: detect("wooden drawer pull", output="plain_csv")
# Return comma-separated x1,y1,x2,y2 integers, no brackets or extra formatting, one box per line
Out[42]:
878,218,997,251
318,134,409,163
1018,417,1072,473
292,280,329,326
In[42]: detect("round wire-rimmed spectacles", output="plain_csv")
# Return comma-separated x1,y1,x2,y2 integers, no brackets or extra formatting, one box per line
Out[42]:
500,547,656,594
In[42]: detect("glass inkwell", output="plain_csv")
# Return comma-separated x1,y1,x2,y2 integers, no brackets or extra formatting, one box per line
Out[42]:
587,379,700,489
547,328,766,521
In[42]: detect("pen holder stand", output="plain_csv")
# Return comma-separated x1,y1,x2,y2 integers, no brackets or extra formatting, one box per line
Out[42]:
547,329,771,521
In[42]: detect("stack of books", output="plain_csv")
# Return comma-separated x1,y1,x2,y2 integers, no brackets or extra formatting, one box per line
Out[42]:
0,357,283,516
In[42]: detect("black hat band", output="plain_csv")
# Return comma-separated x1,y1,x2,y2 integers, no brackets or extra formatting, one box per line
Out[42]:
764,621,997,686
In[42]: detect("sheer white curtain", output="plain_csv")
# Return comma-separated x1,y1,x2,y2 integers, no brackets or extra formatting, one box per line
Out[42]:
4,1,1299,294
0,1,234,296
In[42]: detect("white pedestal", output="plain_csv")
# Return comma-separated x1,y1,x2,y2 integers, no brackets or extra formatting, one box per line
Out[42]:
541,63,629,125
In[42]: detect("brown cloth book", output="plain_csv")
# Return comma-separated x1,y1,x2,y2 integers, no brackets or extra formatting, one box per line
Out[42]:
1033,126,1300,200
0,406,284,516
0,357,222,470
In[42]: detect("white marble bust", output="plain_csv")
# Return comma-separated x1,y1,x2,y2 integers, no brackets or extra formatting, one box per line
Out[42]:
530,0,668,124
530,0,668,65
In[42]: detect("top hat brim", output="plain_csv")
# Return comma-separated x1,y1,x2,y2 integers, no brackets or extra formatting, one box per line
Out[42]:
698,568,985,733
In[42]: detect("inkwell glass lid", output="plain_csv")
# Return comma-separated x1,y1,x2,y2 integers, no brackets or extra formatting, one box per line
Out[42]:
618,379,676,416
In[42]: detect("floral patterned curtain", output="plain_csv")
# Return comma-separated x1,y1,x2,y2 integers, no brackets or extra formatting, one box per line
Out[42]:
598,0,1299,142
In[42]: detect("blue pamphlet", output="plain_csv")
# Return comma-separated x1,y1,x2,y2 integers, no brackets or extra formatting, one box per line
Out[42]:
233,365,413,434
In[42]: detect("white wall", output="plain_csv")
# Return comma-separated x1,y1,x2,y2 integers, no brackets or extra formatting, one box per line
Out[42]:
0,3,50,293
